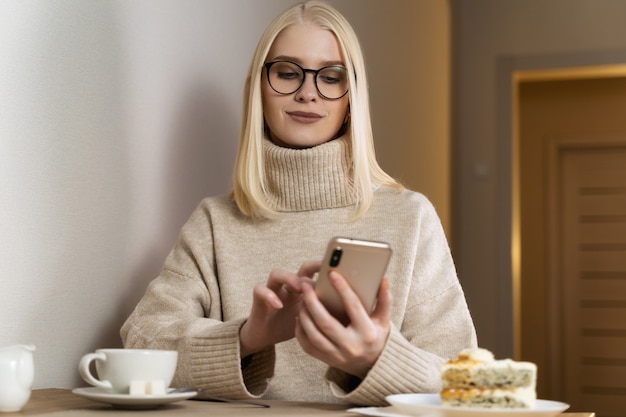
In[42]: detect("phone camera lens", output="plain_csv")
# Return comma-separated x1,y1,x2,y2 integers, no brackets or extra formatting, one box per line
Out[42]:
330,247,343,267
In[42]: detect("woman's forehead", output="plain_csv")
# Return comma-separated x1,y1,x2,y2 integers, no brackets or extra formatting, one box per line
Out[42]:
267,23,344,65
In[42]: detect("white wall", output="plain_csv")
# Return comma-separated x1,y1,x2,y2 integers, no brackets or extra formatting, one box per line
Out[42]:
0,0,449,389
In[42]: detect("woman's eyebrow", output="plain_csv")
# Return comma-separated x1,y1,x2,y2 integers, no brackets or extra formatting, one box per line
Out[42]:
270,55,345,67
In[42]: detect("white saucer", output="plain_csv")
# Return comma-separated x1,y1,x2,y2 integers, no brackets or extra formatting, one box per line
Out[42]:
72,387,197,409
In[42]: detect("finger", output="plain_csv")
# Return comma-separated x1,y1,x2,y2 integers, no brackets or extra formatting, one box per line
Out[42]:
299,282,350,348
295,315,317,355
253,284,283,309
327,271,370,326
296,299,338,354
297,260,322,278
371,277,392,323
266,269,305,293
301,282,343,328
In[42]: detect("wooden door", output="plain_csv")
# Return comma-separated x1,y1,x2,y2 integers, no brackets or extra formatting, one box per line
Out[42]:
554,140,626,416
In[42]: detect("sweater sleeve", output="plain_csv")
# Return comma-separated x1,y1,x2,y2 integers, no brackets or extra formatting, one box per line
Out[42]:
324,194,477,405
325,286,474,405
120,202,274,399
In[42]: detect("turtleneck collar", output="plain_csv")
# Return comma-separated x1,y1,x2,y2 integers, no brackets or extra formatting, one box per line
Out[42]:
263,136,356,212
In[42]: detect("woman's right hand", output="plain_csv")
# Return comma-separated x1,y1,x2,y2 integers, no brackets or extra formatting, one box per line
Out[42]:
239,261,319,357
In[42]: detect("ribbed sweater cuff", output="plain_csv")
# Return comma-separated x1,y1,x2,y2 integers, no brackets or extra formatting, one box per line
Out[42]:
187,318,275,398
326,326,443,406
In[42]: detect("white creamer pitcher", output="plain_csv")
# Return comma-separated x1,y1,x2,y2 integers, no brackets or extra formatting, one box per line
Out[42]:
0,344,35,412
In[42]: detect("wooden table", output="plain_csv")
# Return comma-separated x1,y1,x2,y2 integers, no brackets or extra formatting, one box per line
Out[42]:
5,389,595,417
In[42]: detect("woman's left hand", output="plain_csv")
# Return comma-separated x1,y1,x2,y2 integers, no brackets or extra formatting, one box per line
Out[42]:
295,271,391,379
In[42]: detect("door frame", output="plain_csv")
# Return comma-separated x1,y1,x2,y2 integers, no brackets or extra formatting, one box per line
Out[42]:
497,50,626,360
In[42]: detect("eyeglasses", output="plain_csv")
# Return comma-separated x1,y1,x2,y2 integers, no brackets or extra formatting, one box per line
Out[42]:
264,60,349,100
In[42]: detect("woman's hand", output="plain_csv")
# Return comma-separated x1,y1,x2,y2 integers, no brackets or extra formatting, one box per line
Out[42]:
295,271,392,379
239,261,319,358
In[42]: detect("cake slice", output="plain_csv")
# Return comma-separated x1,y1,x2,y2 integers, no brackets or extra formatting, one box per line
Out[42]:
440,348,537,408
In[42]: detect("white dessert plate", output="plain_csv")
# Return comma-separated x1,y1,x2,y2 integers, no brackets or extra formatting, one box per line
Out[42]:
348,406,411,417
72,387,197,409
385,394,570,417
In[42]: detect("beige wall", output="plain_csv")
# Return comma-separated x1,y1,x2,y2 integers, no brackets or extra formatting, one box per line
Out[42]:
451,0,626,358
340,1,451,230
0,0,449,389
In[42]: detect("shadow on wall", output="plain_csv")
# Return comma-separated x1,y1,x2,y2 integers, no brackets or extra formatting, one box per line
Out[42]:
69,84,238,388
164,81,238,227
114,81,239,350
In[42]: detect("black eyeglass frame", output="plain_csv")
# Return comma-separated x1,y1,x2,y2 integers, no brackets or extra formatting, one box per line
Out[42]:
263,60,349,100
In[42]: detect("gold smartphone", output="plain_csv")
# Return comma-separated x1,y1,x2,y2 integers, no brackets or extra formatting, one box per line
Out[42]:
315,237,392,324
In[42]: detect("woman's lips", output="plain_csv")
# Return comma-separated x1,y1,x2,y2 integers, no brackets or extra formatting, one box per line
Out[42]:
286,111,322,124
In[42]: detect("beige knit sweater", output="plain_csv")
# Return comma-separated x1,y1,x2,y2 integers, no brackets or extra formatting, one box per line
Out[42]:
120,136,477,405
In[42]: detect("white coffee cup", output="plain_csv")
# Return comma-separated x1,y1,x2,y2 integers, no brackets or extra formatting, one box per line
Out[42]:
78,349,178,394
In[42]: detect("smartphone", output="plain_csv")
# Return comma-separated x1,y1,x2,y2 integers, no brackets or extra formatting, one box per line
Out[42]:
315,237,392,324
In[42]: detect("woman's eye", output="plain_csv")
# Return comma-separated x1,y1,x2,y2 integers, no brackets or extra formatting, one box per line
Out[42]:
277,71,300,80
318,68,346,84
319,75,341,84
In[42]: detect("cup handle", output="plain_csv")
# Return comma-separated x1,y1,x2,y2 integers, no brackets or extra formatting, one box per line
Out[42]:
79,352,112,391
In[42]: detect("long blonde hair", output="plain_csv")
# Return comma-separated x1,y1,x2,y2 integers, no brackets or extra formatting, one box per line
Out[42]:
232,0,401,219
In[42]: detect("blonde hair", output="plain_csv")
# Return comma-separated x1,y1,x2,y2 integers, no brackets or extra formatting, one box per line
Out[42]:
232,0,402,219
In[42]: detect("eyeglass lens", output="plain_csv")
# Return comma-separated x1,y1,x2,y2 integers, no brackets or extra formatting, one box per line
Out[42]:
266,61,348,99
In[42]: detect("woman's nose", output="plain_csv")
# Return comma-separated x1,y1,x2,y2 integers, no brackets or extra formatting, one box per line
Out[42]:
295,74,318,102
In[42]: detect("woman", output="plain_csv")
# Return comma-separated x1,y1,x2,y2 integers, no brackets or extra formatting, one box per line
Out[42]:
121,0,476,405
